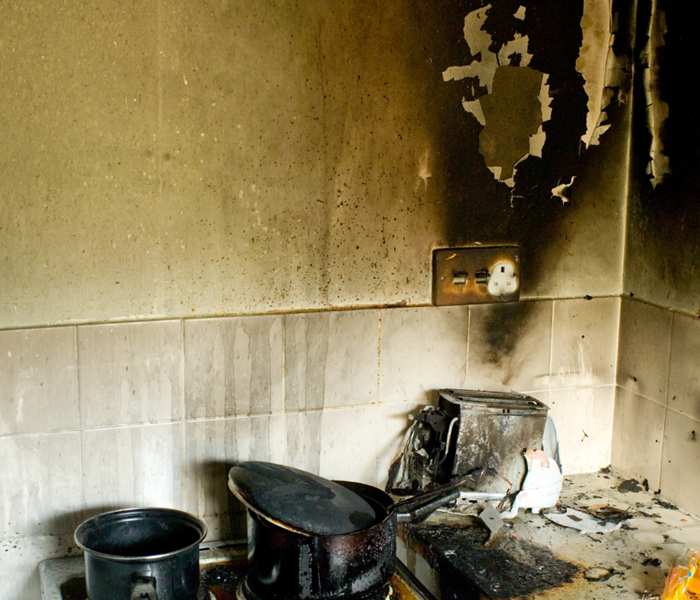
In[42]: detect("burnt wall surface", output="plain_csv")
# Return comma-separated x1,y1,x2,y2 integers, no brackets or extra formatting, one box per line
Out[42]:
625,0,700,315
434,0,632,300
0,0,632,328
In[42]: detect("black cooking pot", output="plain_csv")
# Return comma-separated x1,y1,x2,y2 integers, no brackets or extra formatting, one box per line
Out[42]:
228,462,475,600
74,508,207,600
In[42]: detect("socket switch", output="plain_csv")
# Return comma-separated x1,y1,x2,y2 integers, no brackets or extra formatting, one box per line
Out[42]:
433,246,520,306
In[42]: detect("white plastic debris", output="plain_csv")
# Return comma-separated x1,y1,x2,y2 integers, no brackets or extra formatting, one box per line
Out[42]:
543,507,622,534
501,449,563,519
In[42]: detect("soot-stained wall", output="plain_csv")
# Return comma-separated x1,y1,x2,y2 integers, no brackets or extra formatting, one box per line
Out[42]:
0,0,631,328
625,0,700,314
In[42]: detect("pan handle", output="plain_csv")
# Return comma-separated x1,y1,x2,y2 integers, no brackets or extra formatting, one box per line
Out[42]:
131,576,158,600
396,489,462,524
393,471,481,524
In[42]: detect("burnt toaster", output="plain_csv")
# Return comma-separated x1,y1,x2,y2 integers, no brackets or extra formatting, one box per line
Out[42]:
434,389,549,491
388,389,549,494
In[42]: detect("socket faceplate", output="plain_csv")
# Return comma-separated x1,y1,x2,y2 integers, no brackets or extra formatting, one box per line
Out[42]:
433,246,520,305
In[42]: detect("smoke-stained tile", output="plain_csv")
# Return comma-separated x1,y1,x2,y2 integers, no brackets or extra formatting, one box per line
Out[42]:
81,422,183,514
2,534,79,600
285,406,379,485
617,298,672,403
546,386,615,474
0,327,78,435
320,406,379,485
379,307,468,404
611,387,665,491
660,409,700,517
285,310,379,411
0,432,82,538
551,297,620,389
183,415,284,540
284,410,323,476
668,313,700,420
468,301,553,393
185,316,284,419
78,321,182,427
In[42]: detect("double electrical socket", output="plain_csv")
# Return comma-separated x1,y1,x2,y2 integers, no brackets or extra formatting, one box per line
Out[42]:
433,246,520,305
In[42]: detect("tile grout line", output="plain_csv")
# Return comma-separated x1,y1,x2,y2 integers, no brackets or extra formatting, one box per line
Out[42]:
281,313,287,466
613,298,622,389
180,318,188,510
465,306,471,388
376,309,382,404
615,383,668,407
548,300,556,395
658,312,675,492
0,293,651,334
376,309,383,487
7,381,693,441
609,298,623,470
74,325,85,515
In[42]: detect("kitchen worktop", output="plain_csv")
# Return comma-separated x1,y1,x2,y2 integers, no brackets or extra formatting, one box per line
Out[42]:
399,470,700,599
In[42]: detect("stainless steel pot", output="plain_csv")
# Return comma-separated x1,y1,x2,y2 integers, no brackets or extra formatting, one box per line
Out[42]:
74,508,207,600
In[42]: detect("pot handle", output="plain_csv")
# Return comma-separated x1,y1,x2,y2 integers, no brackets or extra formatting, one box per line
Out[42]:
131,576,158,600
394,472,482,524
395,489,461,524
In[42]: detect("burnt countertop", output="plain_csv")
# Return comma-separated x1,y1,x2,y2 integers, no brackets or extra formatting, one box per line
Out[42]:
399,470,700,600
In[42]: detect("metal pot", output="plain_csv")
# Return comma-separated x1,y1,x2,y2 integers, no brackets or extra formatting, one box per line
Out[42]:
228,462,475,600
74,508,207,600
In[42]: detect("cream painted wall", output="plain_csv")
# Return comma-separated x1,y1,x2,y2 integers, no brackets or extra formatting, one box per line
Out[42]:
0,0,629,329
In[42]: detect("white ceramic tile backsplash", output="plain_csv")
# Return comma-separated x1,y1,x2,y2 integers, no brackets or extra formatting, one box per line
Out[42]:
0,432,82,538
285,406,379,485
81,422,184,514
285,310,380,410
551,297,620,389
0,327,78,435
284,410,323,475
183,414,285,540
660,409,700,517
78,321,182,427
2,534,79,600
617,298,672,403
315,406,380,485
611,298,700,518
379,306,468,404
546,386,615,474
8,294,700,593
468,301,553,393
611,387,665,490
184,316,284,419
668,312,700,420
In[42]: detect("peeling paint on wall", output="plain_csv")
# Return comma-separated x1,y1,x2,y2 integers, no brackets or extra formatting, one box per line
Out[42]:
529,75,552,158
641,0,670,186
577,0,616,148
551,177,577,204
479,65,544,185
443,4,551,188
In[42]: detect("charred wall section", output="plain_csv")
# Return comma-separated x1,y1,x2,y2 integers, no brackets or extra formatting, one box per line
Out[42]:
624,0,700,314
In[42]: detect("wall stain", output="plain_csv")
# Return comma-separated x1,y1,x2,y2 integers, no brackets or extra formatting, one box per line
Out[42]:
625,0,700,312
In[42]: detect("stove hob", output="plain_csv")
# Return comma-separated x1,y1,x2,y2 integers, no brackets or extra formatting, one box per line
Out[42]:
41,541,433,600
236,577,394,600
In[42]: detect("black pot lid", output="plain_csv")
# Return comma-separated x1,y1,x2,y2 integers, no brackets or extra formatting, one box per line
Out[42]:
228,462,378,536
